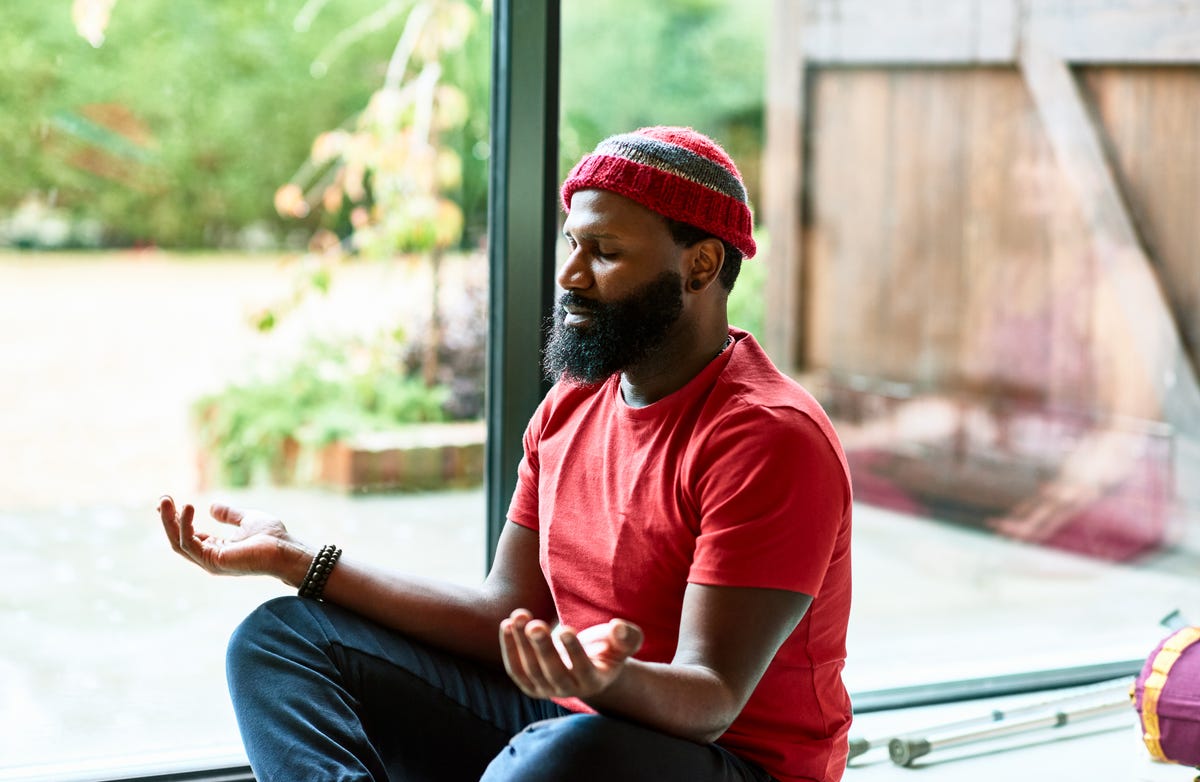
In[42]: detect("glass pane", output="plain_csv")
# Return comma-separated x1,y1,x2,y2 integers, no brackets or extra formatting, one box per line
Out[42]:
2,1,491,773
561,0,1200,754
799,62,1200,691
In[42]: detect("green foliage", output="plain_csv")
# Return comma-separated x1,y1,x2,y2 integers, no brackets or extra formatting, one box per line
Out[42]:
438,12,491,246
2,1,764,250
193,332,450,487
559,0,768,198
0,0,490,248
275,1,491,259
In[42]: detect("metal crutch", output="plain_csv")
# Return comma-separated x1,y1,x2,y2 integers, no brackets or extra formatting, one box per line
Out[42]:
847,676,1131,762
887,683,1132,766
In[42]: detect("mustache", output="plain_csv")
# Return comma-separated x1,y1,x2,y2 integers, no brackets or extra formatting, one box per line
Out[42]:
557,291,602,314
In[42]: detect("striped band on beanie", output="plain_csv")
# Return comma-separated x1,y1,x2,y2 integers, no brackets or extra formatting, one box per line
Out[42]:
560,126,756,259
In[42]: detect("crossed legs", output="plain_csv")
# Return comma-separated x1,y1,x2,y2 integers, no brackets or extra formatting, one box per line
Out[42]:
226,597,772,782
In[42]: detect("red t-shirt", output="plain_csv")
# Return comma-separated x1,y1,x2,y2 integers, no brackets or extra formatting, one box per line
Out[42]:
507,328,853,782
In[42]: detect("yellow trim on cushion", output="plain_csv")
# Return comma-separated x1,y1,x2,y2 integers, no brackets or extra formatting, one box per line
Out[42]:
1141,626,1200,761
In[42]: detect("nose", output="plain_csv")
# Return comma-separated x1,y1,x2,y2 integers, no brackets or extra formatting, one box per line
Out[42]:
556,247,590,291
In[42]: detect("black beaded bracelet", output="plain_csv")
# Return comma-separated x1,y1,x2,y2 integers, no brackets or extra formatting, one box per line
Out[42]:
298,544,342,601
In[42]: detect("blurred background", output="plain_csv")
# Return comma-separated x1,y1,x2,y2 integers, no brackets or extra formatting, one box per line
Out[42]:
0,0,770,772
2,0,1199,777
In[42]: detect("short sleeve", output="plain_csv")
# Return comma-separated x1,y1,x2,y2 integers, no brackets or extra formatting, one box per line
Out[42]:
506,394,550,531
687,406,850,597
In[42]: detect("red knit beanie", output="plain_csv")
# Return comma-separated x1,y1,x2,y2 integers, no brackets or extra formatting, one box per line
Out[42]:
560,126,757,259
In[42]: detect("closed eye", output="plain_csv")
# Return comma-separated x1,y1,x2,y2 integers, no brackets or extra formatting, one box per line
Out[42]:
563,233,619,261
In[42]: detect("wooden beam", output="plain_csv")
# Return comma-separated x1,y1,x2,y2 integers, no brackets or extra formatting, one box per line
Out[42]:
800,0,1018,65
763,0,807,371
1029,0,1200,63
1019,42,1200,437
798,0,1200,65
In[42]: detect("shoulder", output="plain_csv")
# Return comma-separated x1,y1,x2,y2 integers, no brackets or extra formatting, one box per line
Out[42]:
525,376,613,438
715,332,844,446
697,331,851,494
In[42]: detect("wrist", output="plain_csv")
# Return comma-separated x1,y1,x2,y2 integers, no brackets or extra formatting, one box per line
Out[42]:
297,544,342,600
275,538,317,588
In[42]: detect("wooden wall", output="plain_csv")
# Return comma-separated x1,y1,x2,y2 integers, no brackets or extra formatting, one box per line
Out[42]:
801,66,1200,421
763,1,1200,553
766,0,1200,436
1081,67,1200,367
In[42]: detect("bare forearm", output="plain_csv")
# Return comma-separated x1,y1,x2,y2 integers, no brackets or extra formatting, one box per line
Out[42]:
584,660,743,744
161,499,548,666
276,541,526,666
583,585,812,744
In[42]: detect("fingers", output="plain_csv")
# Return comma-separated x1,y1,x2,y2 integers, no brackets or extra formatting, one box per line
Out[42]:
500,610,636,700
501,610,576,697
608,620,643,657
157,495,194,554
179,502,196,552
210,503,243,525
158,494,207,565
554,627,596,681
499,610,536,694
526,620,578,692
157,495,181,553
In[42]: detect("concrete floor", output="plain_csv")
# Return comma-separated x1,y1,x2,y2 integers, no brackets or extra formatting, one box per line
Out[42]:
1,487,488,772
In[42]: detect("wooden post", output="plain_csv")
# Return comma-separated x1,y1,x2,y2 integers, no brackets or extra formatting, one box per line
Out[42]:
763,0,807,371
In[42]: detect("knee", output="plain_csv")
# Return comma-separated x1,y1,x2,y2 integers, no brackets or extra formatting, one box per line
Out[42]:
226,596,317,680
483,715,627,782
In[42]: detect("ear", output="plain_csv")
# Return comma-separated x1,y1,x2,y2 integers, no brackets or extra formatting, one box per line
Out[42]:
685,237,725,293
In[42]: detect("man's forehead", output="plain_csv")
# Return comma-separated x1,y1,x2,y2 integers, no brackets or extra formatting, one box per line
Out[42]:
563,189,664,233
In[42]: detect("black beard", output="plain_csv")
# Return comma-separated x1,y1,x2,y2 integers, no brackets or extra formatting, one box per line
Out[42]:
542,270,685,385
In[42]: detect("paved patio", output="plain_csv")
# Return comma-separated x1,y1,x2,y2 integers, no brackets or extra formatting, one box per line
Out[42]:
0,252,490,769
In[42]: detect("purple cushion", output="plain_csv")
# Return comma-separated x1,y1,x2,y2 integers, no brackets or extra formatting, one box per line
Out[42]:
1133,627,1200,767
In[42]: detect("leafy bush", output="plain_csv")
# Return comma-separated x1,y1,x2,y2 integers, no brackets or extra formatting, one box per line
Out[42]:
2,1,768,250
0,0,490,249
402,271,489,419
193,332,451,487
560,1,767,200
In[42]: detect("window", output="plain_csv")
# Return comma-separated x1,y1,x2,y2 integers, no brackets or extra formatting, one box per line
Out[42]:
2,1,494,776
759,7,1200,702
5,0,1198,778
559,0,1200,766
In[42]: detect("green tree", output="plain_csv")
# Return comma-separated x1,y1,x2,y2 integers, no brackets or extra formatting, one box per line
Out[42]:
3,1,766,249
559,0,768,201
0,0,488,248
268,0,485,387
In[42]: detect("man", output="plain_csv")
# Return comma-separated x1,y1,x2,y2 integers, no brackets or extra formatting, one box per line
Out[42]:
159,126,853,782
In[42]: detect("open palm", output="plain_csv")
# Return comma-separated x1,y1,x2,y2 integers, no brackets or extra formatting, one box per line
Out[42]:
158,495,291,577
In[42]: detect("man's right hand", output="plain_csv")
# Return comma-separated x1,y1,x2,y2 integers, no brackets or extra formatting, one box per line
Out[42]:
158,495,310,585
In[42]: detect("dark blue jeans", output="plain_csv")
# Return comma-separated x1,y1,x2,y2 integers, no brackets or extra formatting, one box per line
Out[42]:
226,596,775,782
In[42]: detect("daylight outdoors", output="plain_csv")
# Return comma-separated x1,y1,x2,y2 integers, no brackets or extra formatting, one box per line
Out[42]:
1,0,497,773
2,1,1200,780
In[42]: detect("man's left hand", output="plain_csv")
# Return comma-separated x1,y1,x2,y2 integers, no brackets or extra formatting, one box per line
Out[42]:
500,609,643,700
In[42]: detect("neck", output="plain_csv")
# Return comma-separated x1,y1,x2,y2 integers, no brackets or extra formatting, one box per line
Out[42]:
619,321,731,408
